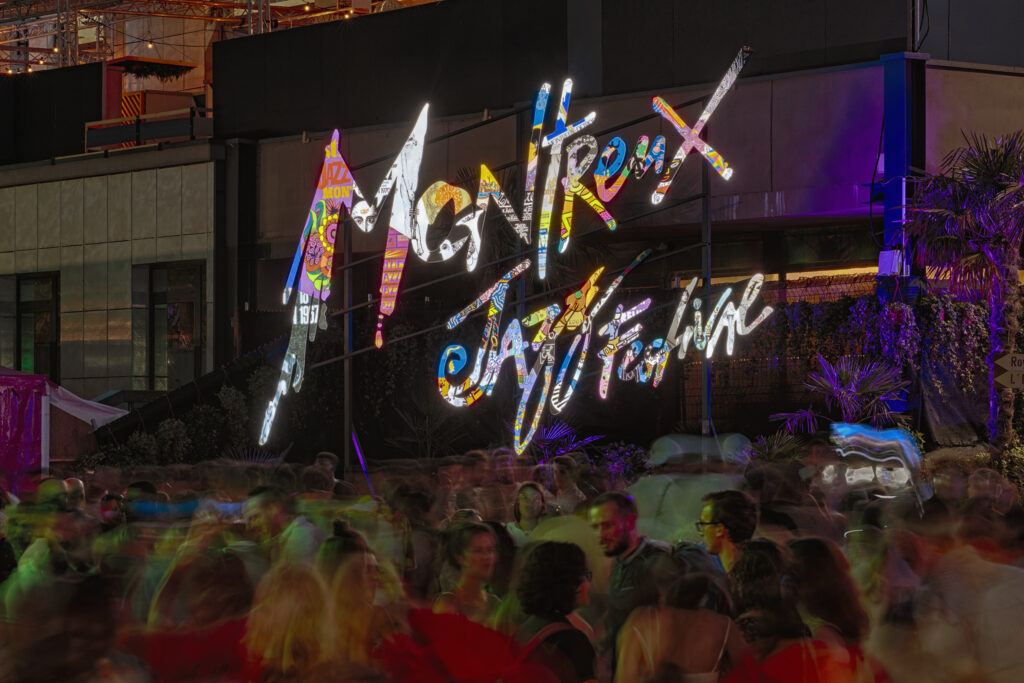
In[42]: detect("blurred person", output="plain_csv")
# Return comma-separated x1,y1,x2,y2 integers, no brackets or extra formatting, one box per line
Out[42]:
550,456,587,515
316,519,369,580
589,492,670,671
242,485,327,565
909,501,1024,683
728,539,806,654
64,477,87,511
455,451,505,521
330,549,399,666
968,467,1019,516
127,547,253,681
506,482,548,547
484,520,517,597
746,463,840,541
432,509,484,596
313,451,340,484
299,466,334,498
390,484,441,600
515,541,597,683
699,490,758,573
787,537,888,681
920,458,969,530
722,539,812,681
616,573,748,682
61,477,100,571
787,538,870,648
269,465,299,495
0,486,16,585
433,521,501,624
1,573,150,683
242,562,334,681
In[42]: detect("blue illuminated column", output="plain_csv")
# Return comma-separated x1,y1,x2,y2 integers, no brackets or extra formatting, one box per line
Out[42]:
880,52,928,262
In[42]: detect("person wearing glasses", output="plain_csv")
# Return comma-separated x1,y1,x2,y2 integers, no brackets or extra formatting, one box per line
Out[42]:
697,490,758,573
515,541,597,683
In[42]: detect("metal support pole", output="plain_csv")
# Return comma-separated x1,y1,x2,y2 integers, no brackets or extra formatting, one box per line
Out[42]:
343,207,353,478
56,0,77,66
700,118,712,461
515,107,525,321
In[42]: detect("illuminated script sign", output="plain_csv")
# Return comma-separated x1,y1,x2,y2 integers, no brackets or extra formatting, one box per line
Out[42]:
260,47,774,453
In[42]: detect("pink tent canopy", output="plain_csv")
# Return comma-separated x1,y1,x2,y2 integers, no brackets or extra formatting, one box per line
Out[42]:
0,367,127,494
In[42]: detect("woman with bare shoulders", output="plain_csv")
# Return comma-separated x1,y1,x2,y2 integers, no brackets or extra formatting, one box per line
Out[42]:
617,573,748,682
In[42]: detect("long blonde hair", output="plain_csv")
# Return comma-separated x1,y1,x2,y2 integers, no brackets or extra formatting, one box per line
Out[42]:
330,551,405,665
243,563,332,674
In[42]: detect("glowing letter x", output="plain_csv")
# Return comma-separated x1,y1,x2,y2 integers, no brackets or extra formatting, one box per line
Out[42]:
650,47,751,203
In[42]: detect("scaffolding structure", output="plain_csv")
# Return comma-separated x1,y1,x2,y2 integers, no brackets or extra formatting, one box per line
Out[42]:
0,0,424,71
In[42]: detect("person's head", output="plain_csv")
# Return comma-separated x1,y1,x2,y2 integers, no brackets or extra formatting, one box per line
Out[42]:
666,572,717,612
316,520,369,580
243,485,293,539
728,538,788,614
968,468,1004,500
462,450,489,485
124,480,158,502
957,495,1006,544
929,459,969,503
730,538,806,644
699,489,758,555
448,521,497,582
99,492,125,526
787,537,868,644
332,549,381,606
552,456,577,492
513,482,546,524
63,478,86,510
517,541,591,617
329,552,386,665
36,477,68,511
178,548,254,629
6,573,117,681
270,465,298,493
300,466,333,494
314,451,339,476
589,492,639,557
244,563,331,675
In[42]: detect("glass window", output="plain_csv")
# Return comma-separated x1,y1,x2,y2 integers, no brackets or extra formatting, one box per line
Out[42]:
0,273,60,380
132,262,204,391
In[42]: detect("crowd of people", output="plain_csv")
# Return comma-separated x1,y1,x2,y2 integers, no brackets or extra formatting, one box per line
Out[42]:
1,444,1024,682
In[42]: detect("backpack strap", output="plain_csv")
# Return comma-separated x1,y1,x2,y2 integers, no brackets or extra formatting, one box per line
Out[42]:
518,621,577,662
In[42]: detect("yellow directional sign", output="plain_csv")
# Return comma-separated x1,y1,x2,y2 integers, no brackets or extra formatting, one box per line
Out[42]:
996,353,1024,371
996,370,1024,389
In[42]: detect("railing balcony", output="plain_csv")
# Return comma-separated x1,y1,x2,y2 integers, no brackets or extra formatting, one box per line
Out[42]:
84,107,213,151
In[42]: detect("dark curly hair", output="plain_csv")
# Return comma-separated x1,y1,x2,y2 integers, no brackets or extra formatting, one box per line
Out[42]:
516,541,588,618
701,489,758,543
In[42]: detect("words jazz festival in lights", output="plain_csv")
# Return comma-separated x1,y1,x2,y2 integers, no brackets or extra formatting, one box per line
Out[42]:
260,47,774,453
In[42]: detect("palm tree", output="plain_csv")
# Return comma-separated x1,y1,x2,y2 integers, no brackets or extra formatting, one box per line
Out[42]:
903,132,1024,454
772,354,910,434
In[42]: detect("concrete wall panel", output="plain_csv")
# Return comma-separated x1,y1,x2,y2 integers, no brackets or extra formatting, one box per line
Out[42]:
83,176,108,244
14,185,37,251
60,178,84,246
131,170,156,239
37,182,60,248
108,173,132,242
156,166,182,237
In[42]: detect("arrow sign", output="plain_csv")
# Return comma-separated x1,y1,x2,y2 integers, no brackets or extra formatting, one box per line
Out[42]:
996,354,1024,371
996,370,1024,389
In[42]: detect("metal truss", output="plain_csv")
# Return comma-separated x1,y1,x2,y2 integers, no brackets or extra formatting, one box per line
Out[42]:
56,0,77,65
0,0,431,69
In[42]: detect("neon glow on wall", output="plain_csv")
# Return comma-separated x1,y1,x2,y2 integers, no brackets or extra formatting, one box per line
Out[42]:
262,47,762,451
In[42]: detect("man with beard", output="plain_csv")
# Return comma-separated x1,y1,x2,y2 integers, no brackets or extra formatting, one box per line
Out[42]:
589,492,671,672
